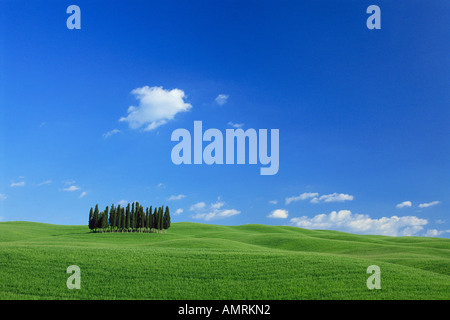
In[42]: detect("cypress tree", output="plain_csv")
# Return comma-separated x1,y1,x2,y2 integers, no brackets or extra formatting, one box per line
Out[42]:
139,205,145,232
88,207,94,232
121,207,126,232
102,206,109,232
116,205,122,231
152,207,157,232
109,204,115,232
93,204,99,233
147,206,152,232
129,203,134,232
158,207,164,233
164,206,171,232
125,206,130,232
145,207,149,232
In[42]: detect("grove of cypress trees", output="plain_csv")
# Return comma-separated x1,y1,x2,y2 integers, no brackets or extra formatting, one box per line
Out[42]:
87,202,171,234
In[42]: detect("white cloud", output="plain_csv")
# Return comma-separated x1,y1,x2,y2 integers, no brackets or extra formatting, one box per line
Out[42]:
396,201,412,209
175,208,184,215
37,180,52,186
157,183,165,188
310,193,354,203
64,180,76,186
190,199,240,221
269,200,278,205
63,185,80,192
192,209,240,221
168,194,186,201
118,200,128,206
79,191,87,198
215,94,229,106
103,128,121,139
190,202,206,211
285,192,319,205
268,209,289,219
0,194,7,201
418,201,440,208
424,229,450,237
10,181,25,187
211,201,225,209
228,121,244,128
119,86,192,131
290,210,428,236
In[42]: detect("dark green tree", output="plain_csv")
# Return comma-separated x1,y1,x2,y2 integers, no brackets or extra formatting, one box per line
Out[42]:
102,206,109,232
128,203,134,232
163,206,171,232
152,207,157,231
116,205,122,231
109,204,115,232
125,206,130,232
139,205,145,232
88,207,94,232
93,204,100,232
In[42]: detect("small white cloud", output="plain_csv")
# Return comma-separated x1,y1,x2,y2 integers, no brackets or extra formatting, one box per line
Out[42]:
311,193,354,203
424,229,450,237
119,86,192,131
175,208,184,215
290,210,428,236
396,201,412,209
269,200,278,205
64,180,76,186
268,209,289,219
190,199,240,221
157,183,165,188
211,201,225,209
38,180,52,186
228,121,244,128
10,181,25,187
192,209,240,221
118,200,128,206
63,185,80,192
79,191,87,198
215,94,229,106
0,194,7,201
285,192,319,205
103,128,121,139
168,194,186,201
418,201,440,208
190,202,206,211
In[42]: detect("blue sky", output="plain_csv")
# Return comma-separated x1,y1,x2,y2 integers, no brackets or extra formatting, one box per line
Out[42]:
0,0,448,237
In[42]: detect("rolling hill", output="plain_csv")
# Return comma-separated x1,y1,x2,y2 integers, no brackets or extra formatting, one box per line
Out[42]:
0,221,449,300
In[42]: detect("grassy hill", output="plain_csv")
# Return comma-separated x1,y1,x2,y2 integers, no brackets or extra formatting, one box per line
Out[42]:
0,221,449,300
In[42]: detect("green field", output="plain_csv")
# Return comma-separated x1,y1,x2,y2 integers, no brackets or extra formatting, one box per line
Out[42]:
0,221,449,300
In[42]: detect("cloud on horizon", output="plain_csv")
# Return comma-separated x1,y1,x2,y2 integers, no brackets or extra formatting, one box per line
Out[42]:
290,210,428,237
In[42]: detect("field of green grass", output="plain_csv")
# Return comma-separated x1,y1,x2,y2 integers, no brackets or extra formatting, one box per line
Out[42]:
0,221,449,300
